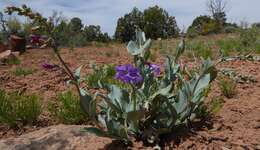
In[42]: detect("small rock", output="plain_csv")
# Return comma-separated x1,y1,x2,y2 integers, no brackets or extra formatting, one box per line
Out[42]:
0,125,112,150
11,51,20,57
0,50,17,64
224,143,232,149
26,45,33,49
255,145,260,150
222,146,230,150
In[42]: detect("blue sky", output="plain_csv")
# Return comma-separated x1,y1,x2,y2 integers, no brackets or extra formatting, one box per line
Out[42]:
0,0,259,35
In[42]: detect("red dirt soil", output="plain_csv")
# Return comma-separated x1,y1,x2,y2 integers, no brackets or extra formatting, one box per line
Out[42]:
0,46,259,149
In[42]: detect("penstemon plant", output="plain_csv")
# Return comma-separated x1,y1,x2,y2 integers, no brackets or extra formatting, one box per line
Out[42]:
6,5,217,147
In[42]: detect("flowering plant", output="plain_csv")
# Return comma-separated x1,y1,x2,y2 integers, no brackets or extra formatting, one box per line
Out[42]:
6,5,217,147
82,29,217,146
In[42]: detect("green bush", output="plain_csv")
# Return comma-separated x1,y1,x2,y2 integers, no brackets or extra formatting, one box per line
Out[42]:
187,15,221,36
12,67,33,76
239,27,259,47
219,77,236,98
209,97,225,114
217,28,260,53
0,90,41,127
217,38,241,55
85,64,116,88
223,26,238,33
186,40,213,59
48,91,88,124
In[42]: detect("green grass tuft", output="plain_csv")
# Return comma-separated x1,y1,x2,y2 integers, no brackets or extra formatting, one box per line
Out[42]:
48,90,88,124
6,57,21,65
0,90,41,127
12,67,34,76
209,97,225,114
219,77,236,98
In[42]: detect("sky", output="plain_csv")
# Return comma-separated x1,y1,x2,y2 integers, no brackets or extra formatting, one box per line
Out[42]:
0,0,259,35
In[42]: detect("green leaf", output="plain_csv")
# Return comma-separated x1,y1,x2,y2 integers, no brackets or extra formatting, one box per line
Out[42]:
142,39,151,51
101,84,131,112
150,84,172,101
174,39,185,62
127,41,143,55
136,30,144,45
79,88,96,118
98,93,122,114
201,58,217,82
142,32,146,42
192,74,210,94
75,65,83,80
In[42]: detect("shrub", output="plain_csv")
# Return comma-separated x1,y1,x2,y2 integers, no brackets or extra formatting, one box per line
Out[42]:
79,30,217,144
196,96,225,117
209,97,225,114
239,27,259,47
217,38,241,55
12,67,33,76
48,91,88,124
85,64,116,88
223,26,238,33
0,89,41,127
187,15,221,36
219,77,236,98
186,40,213,59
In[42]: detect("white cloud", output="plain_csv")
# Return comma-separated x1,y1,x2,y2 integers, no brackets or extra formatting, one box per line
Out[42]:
0,0,259,35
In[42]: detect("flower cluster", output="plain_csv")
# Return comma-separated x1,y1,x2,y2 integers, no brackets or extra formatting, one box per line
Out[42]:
115,64,143,84
147,63,160,76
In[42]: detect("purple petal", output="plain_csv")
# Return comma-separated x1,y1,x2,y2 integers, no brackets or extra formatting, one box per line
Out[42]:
114,64,143,84
148,64,160,76
42,63,57,69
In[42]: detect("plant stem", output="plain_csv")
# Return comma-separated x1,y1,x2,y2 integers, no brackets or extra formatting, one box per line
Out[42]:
131,84,136,111
53,45,81,96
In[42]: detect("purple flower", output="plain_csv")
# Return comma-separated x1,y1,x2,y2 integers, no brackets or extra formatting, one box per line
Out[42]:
115,64,143,84
147,63,160,76
30,35,41,44
41,63,57,69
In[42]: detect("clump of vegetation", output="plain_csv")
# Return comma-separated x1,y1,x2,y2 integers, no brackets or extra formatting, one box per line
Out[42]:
114,6,179,42
0,89,41,127
78,30,217,146
48,91,88,124
12,67,34,76
239,27,260,52
6,57,21,65
209,96,225,114
186,40,213,59
196,96,225,117
85,64,116,88
217,37,240,56
219,77,236,98
187,15,221,37
217,26,260,54
187,0,238,37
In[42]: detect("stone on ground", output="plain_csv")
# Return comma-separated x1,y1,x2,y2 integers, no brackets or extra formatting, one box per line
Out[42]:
0,125,112,150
